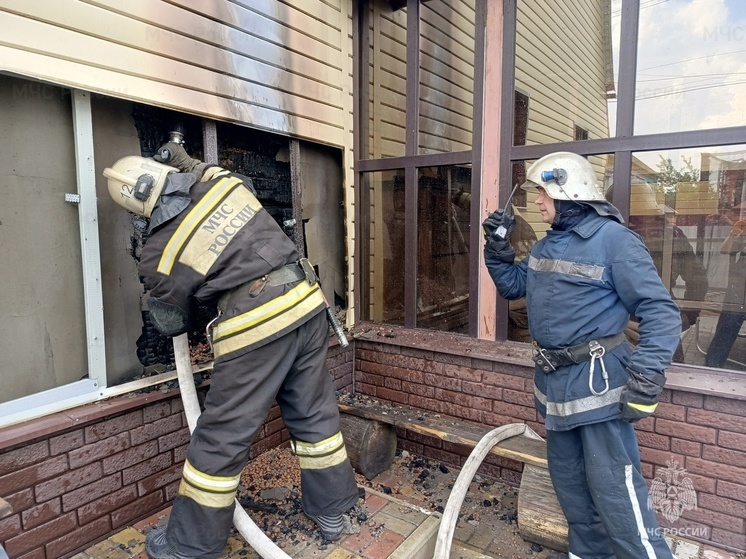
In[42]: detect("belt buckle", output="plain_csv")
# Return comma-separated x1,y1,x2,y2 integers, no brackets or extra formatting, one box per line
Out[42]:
588,340,605,359
532,342,557,373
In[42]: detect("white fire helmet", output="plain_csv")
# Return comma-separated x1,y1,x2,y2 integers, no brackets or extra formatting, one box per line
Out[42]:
521,152,604,202
103,156,179,218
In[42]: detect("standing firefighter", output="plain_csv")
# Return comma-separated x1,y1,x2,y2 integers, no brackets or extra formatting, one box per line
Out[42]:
103,142,360,559
482,152,681,559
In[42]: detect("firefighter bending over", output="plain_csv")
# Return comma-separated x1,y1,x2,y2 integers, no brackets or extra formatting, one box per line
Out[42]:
104,143,360,559
482,152,681,559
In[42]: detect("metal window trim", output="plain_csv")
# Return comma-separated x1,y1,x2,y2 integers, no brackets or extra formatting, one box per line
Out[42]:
0,379,100,429
72,89,107,391
358,150,473,171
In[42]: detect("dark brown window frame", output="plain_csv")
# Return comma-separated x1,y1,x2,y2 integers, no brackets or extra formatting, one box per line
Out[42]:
354,0,746,341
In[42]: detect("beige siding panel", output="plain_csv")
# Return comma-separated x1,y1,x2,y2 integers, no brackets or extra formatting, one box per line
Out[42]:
0,45,343,144
0,13,341,129
0,0,348,146
421,4,475,62
340,1,356,326
370,9,407,158
516,0,609,145
380,139,406,159
67,0,344,83
419,0,475,153
420,98,472,135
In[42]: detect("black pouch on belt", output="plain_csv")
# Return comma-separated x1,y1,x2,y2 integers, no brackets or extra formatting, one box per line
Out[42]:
532,332,626,373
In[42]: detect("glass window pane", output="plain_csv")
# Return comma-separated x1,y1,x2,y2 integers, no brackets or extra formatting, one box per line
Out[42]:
634,0,746,135
365,2,407,159
632,146,746,372
361,170,406,324
418,0,475,154
516,0,618,144
417,165,472,332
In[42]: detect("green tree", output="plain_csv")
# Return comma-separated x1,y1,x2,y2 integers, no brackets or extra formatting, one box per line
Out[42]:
657,156,701,207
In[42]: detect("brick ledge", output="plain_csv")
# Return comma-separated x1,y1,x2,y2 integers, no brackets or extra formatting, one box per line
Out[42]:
351,322,746,402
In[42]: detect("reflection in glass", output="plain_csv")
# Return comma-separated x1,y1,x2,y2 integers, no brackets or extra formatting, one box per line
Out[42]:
515,0,617,144
361,170,406,324
364,3,407,158
417,166,471,332
631,147,746,371
633,0,746,135
418,0,475,154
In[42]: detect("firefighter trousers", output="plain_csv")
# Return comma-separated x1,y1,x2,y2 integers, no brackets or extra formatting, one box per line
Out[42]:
546,420,674,559
166,311,359,558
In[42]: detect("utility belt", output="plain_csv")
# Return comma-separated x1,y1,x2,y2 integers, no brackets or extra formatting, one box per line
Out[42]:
217,258,317,314
211,257,348,351
532,332,626,373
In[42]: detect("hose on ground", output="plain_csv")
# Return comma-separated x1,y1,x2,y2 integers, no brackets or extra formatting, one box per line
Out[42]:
432,423,530,559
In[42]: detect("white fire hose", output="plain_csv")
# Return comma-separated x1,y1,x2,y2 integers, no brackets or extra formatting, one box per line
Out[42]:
172,333,291,559
432,423,538,559
173,332,496,559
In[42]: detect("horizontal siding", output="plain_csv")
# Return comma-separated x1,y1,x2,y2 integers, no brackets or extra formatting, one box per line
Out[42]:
516,0,609,146
419,0,475,153
0,0,348,146
368,7,407,159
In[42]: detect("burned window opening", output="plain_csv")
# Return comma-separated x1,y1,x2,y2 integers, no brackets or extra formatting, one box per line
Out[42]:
126,106,297,373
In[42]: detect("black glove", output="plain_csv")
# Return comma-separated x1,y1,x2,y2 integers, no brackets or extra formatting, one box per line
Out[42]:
147,297,189,337
482,210,516,263
619,368,665,422
680,309,699,332
153,142,208,180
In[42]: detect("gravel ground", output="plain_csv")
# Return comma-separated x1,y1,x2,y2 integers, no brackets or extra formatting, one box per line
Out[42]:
236,445,558,558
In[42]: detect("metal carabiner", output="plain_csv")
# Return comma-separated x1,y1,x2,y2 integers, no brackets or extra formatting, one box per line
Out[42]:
587,340,609,396
205,310,222,354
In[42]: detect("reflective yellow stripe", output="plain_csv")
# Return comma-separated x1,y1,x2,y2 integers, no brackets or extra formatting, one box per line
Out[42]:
296,446,348,470
158,177,263,275
292,432,345,456
182,459,241,492
178,479,236,508
212,282,325,358
628,402,658,413
178,459,240,508
202,168,231,181
292,433,349,470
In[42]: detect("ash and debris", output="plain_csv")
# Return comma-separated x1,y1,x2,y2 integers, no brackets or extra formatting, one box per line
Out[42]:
233,444,545,557
337,391,471,433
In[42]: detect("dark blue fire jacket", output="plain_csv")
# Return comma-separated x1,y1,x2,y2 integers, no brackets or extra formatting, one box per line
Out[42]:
485,212,681,431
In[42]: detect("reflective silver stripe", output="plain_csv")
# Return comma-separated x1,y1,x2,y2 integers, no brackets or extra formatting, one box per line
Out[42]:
178,459,240,508
625,464,657,559
534,384,624,417
292,432,345,457
528,255,605,281
291,432,349,470
182,459,240,492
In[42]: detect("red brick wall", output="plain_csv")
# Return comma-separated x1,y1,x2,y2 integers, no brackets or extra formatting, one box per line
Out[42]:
0,341,353,559
354,334,746,554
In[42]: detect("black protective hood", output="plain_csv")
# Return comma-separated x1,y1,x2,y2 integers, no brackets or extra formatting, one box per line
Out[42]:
581,200,625,224
148,172,198,233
